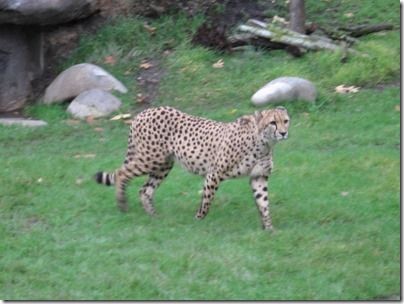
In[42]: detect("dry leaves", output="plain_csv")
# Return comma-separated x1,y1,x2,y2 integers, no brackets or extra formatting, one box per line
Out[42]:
85,116,97,123
136,93,147,103
104,55,116,65
272,15,289,25
140,61,153,70
110,113,133,124
110,114,131,121
143,23,157,35
212,59,224,68
164,39,174,46
335,85,360,94
394,105,400,112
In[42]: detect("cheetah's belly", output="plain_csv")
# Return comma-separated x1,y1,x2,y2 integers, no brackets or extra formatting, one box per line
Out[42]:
174,154,211,176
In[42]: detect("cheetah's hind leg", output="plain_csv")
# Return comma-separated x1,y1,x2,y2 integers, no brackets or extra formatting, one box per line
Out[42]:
139,162,174,215
114,163,148,212
94,169,128,212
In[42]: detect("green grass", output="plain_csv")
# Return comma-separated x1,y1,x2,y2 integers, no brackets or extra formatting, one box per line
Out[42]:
0,0,400,300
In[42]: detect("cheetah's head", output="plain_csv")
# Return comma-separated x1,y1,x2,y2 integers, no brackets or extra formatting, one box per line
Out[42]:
255,106,290,142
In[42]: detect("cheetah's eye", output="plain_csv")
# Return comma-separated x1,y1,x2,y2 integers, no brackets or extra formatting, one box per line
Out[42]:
270,121,277,126
284,120,289,124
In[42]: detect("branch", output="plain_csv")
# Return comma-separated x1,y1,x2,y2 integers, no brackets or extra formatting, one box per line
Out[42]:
338,23,394,37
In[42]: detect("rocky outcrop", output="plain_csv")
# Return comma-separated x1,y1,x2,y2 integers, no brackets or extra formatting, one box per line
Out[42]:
0,24,34,112
0,0,100,112
0,0,134,113
0,0,97,25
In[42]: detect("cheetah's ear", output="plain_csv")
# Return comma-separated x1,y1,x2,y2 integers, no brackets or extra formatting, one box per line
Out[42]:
276,106,288,113
254,111,263,123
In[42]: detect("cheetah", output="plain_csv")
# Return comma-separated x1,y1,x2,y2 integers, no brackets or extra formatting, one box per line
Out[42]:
94,106,290,231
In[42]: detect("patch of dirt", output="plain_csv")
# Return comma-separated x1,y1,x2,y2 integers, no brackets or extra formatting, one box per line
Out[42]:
373,79,401,92
135,58,165,110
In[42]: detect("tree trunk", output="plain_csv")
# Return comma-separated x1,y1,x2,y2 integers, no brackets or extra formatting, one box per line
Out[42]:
289,0,306,34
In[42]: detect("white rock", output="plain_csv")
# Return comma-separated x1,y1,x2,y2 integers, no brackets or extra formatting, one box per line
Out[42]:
251,77,317,106
67,89,122,119
43,63,128,104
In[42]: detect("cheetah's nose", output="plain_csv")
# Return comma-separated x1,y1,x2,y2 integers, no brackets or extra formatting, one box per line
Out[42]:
279,132,287,138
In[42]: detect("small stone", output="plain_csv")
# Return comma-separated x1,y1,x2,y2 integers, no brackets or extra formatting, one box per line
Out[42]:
67,89,121,119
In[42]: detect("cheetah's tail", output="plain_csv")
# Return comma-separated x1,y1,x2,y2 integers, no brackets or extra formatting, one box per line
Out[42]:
94,171,115,186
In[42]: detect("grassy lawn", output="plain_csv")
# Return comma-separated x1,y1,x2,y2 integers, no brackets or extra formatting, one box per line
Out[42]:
0,0,400,300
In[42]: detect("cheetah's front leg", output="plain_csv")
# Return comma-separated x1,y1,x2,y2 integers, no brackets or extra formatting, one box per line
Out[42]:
195,172,221,220
250,176,274,232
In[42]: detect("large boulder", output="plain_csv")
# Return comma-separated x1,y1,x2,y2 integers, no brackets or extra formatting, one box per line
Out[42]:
67,89,122,119
251,77,317,106
43,63,128,104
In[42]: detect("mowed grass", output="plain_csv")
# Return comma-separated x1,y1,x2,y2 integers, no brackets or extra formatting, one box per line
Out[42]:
0,0,400,300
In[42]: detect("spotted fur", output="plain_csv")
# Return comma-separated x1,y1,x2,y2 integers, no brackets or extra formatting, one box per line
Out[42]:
94,106,290,231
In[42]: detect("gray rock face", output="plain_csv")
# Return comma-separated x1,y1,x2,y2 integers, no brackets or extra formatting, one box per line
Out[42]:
251,77,317,106
0,0,97,25
0,24,35,112
43,63,128,104
67,89,122,119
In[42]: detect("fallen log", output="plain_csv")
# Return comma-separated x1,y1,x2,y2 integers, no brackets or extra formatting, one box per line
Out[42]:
229,33,303,56
237,23,367,57
338,23,394,37
317,26,360,45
